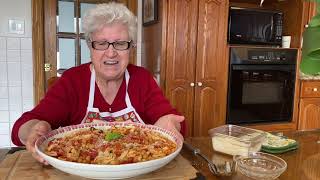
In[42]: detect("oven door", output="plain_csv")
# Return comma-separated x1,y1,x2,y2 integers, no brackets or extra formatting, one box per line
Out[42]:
227,64,296,124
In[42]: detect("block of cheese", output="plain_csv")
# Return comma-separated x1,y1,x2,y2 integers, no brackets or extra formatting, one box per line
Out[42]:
209,125,266,156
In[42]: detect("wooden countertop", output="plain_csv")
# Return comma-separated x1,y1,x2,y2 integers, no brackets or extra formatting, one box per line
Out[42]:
1,130,319,179
0,149,9,162
181,129,320,180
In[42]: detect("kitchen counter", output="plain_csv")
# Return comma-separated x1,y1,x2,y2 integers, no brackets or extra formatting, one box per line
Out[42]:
0,148,9,162
1,130,319,179
181,129,320,179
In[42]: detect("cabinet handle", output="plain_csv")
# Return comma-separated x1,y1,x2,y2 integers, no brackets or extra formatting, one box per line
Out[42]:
197,82,203,87
190,82,195,87
313,88,318,92
305,24,309,28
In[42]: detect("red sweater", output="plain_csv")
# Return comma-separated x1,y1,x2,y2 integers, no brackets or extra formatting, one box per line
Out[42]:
12,64,186,146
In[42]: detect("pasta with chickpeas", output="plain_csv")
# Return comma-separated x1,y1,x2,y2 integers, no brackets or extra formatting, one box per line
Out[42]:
45,126,177,165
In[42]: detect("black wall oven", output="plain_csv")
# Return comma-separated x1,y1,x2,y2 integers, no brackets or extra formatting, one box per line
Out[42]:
227,47,298,124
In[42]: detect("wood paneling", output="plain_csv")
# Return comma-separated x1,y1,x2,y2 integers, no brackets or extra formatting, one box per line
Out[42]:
165,0,198,137
193,0,228,136
299,98,320,130
303,1,317,27
44,0,57,88
162,0,314,134
308,2,317,20
127,0,137,15
296,2,318,131
32,0,45,104
301,80,320,98
291,49,302,131
299,80,320,130
273,0,304,48
142,2,163,76
162,0,228,136
127,0,137,65
160,0,168,90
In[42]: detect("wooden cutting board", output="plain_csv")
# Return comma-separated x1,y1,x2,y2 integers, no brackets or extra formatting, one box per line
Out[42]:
0,150,197,180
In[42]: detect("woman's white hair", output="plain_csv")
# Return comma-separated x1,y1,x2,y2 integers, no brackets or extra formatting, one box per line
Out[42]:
82,2,137,44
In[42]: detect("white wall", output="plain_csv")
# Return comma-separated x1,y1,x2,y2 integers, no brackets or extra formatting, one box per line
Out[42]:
0,0,32,37
0,0,33,147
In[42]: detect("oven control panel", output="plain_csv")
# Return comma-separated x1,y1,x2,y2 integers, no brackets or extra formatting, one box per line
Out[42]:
230,47,298,64
249,51,286,61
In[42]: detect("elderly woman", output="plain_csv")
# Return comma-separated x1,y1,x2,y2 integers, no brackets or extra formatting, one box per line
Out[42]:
11,2,186,163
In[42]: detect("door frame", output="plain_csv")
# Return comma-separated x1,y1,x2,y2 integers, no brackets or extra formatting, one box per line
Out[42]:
32,0,45,104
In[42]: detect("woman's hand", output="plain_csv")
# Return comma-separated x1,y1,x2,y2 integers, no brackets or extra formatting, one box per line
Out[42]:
154,114,184,140
20,120,52,165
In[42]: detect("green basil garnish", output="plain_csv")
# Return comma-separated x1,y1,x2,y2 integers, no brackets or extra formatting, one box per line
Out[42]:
105,132,123,141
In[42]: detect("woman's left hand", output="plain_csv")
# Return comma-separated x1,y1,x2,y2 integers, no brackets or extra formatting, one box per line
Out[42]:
154,114,184,140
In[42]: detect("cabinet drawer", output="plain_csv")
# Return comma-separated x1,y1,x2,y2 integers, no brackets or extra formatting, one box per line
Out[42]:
300,81,320,98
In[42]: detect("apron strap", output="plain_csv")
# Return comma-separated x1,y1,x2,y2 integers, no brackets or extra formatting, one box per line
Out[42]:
87,66,96,109
124,69,132,107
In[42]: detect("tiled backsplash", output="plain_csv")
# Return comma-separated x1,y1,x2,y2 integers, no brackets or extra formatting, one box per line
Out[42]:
0,36,34,147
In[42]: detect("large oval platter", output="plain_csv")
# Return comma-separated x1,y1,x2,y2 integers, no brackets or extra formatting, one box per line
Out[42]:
35,122,183,179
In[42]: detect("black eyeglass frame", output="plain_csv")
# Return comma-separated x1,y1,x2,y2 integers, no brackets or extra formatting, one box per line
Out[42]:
91,40,133,51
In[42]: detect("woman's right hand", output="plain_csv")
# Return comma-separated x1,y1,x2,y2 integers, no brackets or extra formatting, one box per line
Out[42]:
23,120,52,164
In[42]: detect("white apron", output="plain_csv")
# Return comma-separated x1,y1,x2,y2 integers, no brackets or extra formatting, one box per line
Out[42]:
81,67,144,124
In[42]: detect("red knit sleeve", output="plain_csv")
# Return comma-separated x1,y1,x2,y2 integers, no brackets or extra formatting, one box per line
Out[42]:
11,71,76,146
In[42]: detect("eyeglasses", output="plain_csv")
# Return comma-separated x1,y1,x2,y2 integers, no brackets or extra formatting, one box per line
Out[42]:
91,40,132,51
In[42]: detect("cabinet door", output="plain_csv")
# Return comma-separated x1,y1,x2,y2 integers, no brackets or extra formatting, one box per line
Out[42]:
299,98,320,130
306,1,317,25
165,0,199,137
301,2,317,36
193,0,228,136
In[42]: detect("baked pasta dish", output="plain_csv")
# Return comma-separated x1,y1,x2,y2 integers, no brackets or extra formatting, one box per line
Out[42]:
45,126,177,165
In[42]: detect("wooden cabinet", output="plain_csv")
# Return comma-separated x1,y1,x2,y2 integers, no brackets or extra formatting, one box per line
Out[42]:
297,3,318,130
162,0,229,137
298,81,320,130
303,1,317,27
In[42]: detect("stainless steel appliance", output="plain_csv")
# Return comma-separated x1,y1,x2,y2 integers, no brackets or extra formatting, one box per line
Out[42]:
227,47,297,124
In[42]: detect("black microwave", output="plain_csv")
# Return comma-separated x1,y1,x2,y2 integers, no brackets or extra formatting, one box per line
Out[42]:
228,7,283,46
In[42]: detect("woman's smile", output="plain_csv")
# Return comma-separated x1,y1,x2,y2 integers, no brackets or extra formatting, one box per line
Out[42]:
103,60,119,65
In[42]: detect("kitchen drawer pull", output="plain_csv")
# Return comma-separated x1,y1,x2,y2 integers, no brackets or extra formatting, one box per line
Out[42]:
190,82,195,87
197,82,203,87
313,88,318,92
